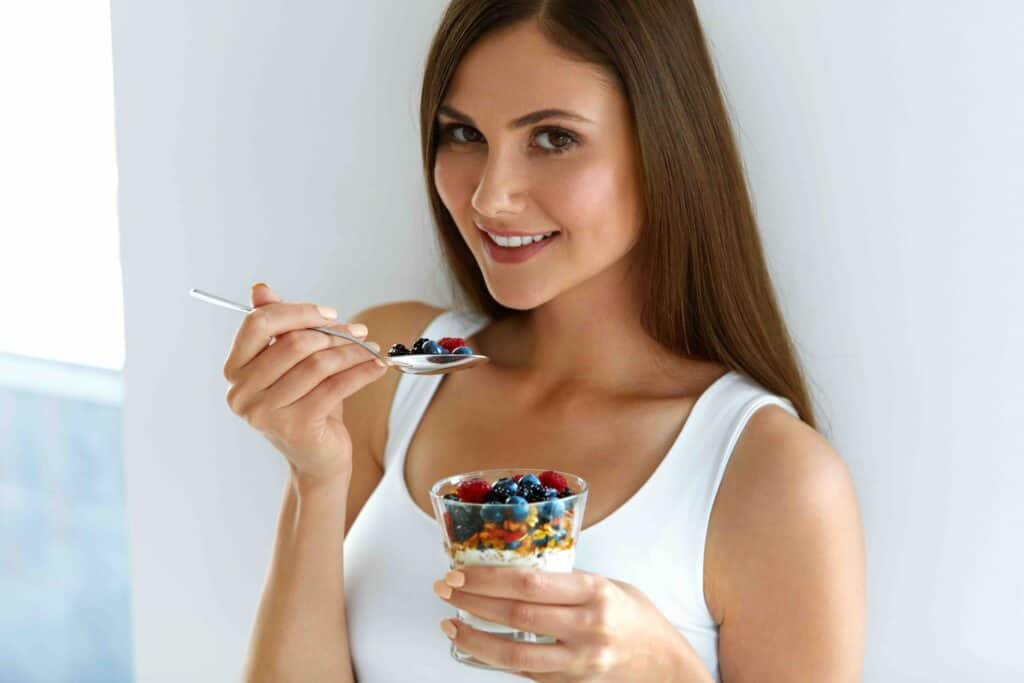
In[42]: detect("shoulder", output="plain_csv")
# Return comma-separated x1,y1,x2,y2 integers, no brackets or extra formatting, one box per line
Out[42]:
704,404,865,678
349,300,446,344
341,300,446,466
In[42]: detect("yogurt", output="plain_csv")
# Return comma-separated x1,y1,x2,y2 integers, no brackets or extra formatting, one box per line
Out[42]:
450,547,575,636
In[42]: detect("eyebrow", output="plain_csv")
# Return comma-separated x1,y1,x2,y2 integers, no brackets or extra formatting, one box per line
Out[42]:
437,104,594,129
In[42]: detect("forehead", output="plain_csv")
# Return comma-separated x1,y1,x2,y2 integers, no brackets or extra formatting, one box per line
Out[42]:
443,21,618,122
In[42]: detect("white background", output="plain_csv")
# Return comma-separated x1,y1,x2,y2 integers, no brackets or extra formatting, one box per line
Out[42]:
112,1,1023,680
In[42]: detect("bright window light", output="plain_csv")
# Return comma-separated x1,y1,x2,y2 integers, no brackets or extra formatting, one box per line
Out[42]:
0,2,124,372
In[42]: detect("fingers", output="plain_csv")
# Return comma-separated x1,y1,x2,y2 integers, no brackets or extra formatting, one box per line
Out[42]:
447,567,599,606
282,354,389,424
223,300,341,382
436,584,593,642
230,324,369,396
261,339,383,410
442,618,571,674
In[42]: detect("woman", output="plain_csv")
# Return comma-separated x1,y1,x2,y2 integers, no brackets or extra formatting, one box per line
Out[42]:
225,1,865,681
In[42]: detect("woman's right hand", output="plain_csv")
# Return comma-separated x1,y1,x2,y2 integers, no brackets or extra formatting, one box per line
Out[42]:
222,283,389,484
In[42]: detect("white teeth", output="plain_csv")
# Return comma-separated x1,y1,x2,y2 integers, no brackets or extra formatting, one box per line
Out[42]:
485,231,556,248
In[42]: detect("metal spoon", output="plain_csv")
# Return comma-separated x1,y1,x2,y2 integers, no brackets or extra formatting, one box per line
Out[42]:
189,288,490,375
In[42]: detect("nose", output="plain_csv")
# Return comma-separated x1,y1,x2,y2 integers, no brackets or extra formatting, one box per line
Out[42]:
470,147,528,218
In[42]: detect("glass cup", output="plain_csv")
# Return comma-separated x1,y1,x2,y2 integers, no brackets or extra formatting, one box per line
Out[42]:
429,467,589,672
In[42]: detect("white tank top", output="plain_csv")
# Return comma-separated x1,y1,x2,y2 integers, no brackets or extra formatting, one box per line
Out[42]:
343,309,799,682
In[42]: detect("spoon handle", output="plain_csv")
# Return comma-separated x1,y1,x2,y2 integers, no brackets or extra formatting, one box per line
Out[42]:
188,288,392,364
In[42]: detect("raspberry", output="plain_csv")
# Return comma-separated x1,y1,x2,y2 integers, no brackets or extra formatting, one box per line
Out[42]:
539,470,568,492
456,478,491,503
513,474,524,483
438,337,467,352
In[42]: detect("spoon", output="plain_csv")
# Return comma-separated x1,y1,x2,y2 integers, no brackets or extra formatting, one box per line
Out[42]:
188,288,490,375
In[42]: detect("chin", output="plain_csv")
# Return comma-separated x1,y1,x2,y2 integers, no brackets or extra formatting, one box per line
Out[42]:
482,278,551,311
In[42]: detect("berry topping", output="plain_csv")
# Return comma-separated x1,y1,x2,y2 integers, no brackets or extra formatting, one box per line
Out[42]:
513,474,525,483
518,474,541,487
542,487,559,500
410,337,432,354
456,478,491,503
438,337,467,352
558,486,573,498
422,340,445,355
539,470,568,492
388,343,410,357
489,477,518,502
517,478,546,503
442,492,460,501
452,346,474,355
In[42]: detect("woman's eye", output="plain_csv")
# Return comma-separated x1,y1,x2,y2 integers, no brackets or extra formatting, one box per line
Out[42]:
443,124,483,144
439,124,578,155
534,128,578,154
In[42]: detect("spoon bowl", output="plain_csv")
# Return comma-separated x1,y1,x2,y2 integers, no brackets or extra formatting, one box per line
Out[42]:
189,288,489,375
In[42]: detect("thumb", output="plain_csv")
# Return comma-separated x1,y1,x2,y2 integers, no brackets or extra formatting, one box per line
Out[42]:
250,282,282,308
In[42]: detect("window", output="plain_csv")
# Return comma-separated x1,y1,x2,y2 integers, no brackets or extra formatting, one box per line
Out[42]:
0,3,132,681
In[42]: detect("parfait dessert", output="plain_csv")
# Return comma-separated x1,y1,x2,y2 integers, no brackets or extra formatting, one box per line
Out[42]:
429,467,589,666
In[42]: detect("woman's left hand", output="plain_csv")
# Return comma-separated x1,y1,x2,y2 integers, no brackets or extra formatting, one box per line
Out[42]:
432,566,714,682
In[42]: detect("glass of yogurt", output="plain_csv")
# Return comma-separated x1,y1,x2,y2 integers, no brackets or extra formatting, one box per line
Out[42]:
429,467,588,671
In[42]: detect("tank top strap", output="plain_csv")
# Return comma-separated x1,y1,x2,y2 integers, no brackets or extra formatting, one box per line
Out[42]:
383,308,492,471
671,370,800,625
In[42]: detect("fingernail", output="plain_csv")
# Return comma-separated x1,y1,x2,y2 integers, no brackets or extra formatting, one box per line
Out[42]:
318,305,338,319
440,619,457,639
444,570,465,588
349,323,368,336
433,581,452,600
252,282,268,289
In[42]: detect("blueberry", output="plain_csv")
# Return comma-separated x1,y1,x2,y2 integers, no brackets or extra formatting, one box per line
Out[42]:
490,478,518,501
452,346,474,355
558,486,573,498
423,340,444,355
450,506,483,542
506,495,529,521
505,539,523,550
518,474,541,488
410,337,432,354
538,498,565,523
532,535,549,547
388,343,410,357
481,504,505,524
542,487,559,501
442,492,460,501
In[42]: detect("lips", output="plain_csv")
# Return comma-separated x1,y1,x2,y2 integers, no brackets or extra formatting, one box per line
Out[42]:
479,227,560,265
474,221,558,238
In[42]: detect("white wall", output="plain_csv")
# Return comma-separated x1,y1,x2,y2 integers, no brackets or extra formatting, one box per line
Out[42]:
112,2,450,680
113,1,1023,681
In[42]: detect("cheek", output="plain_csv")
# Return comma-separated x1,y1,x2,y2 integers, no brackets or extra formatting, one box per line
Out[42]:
543,162,639,246
434,151,476,214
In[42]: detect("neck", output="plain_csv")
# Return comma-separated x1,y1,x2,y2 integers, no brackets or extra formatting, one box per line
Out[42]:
485,257,692,399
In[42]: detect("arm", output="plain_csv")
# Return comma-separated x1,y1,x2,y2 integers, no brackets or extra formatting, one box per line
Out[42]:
242,470,357,683
241,300,442,682
705,405,866,682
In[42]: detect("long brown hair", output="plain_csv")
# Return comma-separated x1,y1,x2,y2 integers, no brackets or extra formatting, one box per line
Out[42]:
419,0,820,431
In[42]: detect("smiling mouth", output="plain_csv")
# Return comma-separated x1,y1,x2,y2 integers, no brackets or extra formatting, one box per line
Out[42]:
474,223,560,249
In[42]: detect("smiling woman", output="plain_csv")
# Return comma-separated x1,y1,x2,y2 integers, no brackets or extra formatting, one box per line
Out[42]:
240,2,864,682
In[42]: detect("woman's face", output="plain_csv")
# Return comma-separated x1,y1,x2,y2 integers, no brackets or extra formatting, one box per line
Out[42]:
434,20,644,311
